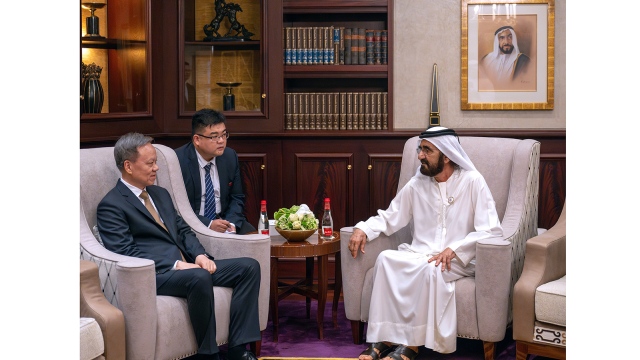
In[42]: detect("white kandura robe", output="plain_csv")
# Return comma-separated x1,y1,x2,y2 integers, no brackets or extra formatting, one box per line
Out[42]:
355,168,503,353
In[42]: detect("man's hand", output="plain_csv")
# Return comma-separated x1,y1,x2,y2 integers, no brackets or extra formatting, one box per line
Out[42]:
195,254,217,274
348,228,368,259
175,260,200,270
209,219,232,233
428,248,456,272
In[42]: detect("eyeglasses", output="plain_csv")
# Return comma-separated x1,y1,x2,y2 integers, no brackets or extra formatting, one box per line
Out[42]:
197,132,230,141
416,146,435,156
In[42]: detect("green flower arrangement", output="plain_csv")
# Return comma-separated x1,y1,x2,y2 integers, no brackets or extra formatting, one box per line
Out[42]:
274,204,319,230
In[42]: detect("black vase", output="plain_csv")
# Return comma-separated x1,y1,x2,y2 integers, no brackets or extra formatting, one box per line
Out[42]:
82,78,104,114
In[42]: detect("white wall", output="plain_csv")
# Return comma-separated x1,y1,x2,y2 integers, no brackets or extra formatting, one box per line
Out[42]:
393,0,565,130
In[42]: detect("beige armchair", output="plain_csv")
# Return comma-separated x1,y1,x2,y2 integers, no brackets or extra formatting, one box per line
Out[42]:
81,259,126,360
340,136,540,360
513,203,566,360
80,144,271,360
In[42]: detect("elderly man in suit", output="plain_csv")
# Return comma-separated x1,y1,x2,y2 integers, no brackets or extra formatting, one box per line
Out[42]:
175,108,256,235
97,132,261,360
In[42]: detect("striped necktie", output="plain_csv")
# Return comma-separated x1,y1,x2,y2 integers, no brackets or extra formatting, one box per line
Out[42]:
203,163,217,220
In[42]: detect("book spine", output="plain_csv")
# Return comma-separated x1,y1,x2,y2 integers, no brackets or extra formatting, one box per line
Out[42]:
382,92,388,129
358,92,365,130
324,27,331,65
319,93,327,130
285,92,292,130
292,93,299,130
344,28,352,65
303,93,310,130
308,93,316,130
283,28,288,65
374,30,382,65
303,27,310,65
339,27,345,65
332,93,339,130
346,92,353,130
290,28,297,65
375,92,382,130
296,27,304,66
311,27,318,65
339,93,346,130
358,28,366,65
333,27,340,65
364,92,371,130
366,29,375,65
381,30,388,65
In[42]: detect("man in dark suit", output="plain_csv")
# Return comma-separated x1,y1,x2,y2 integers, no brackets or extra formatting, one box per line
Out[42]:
97,132,260,360
175,108,256,235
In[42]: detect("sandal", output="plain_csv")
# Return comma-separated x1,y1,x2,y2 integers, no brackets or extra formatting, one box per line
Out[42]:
359,342,396,360
385,345,419,360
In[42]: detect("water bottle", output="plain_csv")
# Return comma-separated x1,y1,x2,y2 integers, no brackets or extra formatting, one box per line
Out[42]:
258,200,269,235
321,198,334,239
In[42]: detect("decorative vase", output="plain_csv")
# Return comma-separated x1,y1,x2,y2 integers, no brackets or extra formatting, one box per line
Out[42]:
81,62,104,114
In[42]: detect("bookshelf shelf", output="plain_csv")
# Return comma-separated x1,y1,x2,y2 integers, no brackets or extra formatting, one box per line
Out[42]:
284,65,388,78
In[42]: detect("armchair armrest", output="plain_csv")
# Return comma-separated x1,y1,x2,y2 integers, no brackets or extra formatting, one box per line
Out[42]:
512,215,566,342
81,260,126,360
475,238,512,342
340,226,407,321
80,208,158,359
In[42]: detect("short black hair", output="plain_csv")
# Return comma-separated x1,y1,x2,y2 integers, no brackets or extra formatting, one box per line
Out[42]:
191,108,226,137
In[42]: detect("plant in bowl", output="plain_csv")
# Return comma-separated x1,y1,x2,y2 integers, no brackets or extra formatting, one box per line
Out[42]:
274,204,318,242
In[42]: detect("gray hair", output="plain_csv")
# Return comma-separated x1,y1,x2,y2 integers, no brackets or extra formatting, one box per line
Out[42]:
114,132,154,170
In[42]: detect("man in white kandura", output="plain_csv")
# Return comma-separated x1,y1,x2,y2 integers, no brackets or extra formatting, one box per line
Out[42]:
350,127,503,360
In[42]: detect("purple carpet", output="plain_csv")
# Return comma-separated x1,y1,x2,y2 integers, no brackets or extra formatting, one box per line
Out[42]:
259,300,553,360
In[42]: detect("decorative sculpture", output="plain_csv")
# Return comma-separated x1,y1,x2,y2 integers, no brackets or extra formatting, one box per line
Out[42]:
203,0,255,41
81,62,104,114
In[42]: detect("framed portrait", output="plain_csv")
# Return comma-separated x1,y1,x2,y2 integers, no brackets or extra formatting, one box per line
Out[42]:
461,0,554,110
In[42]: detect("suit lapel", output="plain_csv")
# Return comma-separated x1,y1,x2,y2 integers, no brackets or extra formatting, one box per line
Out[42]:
116,180,157,225
187,143,203,211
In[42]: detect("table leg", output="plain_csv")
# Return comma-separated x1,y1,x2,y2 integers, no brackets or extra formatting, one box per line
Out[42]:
316,254,329,339
270,257,279,342
305,257,314,319
332,250,342,328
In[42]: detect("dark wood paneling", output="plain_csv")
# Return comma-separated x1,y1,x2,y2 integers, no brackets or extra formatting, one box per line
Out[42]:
292,153,354,231
238,154,268,228
368,154,401,216
539,155,566,229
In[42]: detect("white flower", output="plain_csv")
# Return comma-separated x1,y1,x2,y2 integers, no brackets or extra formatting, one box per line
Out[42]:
289,213,299,222
292,220,302,229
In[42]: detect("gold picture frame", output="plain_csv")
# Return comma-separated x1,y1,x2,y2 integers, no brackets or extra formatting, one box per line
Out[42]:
461,0,554,110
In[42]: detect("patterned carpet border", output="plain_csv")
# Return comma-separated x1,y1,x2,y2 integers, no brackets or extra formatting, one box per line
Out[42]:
260,358,356,360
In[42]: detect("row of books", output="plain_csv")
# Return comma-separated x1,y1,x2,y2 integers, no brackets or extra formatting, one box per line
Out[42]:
283,27,388,66
285,92,388,131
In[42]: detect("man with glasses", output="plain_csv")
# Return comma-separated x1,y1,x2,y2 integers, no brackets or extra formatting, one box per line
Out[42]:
176,108,256,234
349,127,503,360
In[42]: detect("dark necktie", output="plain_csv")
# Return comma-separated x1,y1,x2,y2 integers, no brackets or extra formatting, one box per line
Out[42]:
203,163,217,220
140,190,167,232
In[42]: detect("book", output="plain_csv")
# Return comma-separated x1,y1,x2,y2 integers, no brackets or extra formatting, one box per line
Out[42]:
339,92,346,130
309,92,316,130
329,26,335,65
357,28,366,65
374,30,382,65
301,27,309,65
346,92,353,130
381,30,388,65
357,92,364,130
302,93,310,130
364,92,371,130
284,28,291,65
333,27,340,65
382,92,388,130
292,92,299,130
312,27,319,65
290,28,297,65
285,92,292,130
344,28,352,65
324,27,331,65
296,27,304,66
374,92,382,130
338,27,345,65
319,93,326,130
365,29,375,65
332,93,340,130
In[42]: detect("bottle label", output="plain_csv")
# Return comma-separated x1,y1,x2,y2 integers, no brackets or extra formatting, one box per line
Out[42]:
260,229,269,235
322,227,333,237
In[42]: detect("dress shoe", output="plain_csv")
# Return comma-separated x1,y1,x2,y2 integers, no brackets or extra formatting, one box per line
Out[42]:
235,350,257,360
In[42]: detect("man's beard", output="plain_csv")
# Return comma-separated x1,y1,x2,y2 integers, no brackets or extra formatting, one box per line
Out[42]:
500,44,514,54
419,152,445,177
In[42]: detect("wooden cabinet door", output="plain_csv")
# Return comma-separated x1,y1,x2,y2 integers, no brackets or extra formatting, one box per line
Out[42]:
365,153,402,218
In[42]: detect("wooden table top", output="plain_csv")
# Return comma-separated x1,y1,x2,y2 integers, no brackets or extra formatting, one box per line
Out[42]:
270,231,341,258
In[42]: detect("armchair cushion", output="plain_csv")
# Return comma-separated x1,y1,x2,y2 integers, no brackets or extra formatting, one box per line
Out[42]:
535,275,566,327
80,317,105,360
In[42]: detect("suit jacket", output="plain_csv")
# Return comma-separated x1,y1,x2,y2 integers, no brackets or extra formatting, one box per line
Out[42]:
97,180,211,286
175,142,255,234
